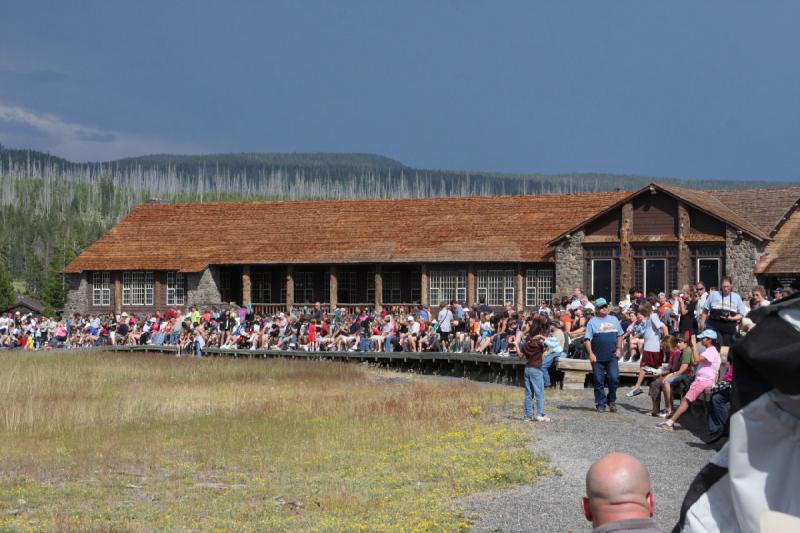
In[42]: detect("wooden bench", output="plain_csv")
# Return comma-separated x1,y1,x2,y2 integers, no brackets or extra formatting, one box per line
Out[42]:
555,357,642,389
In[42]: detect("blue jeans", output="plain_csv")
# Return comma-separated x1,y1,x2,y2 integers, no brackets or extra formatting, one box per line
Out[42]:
541,352,562,387
194,341,204,357
359,337,372,352
708,388,730,433
383,335,397,352
524,366,545,418
591,358,619,408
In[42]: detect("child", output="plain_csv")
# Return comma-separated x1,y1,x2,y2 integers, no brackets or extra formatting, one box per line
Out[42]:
308,319,318,352
657,330,720,430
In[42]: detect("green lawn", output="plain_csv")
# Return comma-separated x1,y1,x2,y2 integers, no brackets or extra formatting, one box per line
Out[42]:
0,352,547,532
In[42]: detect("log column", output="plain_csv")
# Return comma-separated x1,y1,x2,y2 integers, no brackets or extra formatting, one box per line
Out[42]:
620,202,634,297
154,274,162,312
374,265,383,309
241,265,251,306
420,264,429,306
329,265,338,311
285,266,294,312
114,271,122,314
677,201,692,289
466,263,476,308
515,263,525,312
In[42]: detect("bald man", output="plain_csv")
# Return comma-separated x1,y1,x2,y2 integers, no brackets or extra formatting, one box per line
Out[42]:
582,453,662,532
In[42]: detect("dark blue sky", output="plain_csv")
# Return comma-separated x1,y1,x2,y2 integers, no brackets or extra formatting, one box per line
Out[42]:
1,1,799,181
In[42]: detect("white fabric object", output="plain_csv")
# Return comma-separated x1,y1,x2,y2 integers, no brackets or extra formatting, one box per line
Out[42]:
682,391,800,532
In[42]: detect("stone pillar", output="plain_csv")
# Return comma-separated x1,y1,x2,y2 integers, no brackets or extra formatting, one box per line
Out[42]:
725,226,762,295
114,271,122,314
186,267,222,307
241,265,251,306
555,231,585,298
677,202,692,290
329,265,338,311
620,202,634,297
466,263,476,308
374,265,383,309
420,264,429,306
515,263,525,312
285,265,294,312
64,272,88,316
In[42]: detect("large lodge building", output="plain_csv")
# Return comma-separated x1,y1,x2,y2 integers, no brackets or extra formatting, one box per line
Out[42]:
63,183,800,316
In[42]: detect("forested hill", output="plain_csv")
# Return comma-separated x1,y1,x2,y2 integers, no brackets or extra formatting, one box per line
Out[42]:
0,144,798,312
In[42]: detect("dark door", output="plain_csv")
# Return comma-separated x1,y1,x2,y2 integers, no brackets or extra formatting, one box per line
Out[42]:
645,259,666,295
698,259,720,290
592,260,613,301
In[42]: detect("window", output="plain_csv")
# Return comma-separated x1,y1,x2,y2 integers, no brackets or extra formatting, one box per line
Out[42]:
644,259,666,295
697,258,720,290
591,260,614,302
251,271,273,303
383,271,402,303
429,270,466,305
338,271,359,303
294,272,315,303
366,269,375,303
477,270,514,306
526,268,554,307
122,271,154,306
166,272,185,306
92,271,111,306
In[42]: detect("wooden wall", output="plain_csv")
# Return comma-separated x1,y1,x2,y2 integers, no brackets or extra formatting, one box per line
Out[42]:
633,194,677,235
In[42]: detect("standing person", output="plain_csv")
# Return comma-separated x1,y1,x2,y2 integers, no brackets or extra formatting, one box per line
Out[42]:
627,302,668,398
694,282,708,329
702,276,746,348
584,298,625,413
519,317,550,422
436,302,453,350
677,287,697,340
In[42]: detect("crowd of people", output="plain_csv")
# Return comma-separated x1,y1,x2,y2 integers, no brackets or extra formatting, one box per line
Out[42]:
0,278,793,432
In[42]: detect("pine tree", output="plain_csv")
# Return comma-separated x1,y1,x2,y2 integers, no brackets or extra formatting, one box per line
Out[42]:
41,240,76,314
0,262,15,311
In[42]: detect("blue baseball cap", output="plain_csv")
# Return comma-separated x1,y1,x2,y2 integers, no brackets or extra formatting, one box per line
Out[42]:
696,329,718,340
595,297,608,308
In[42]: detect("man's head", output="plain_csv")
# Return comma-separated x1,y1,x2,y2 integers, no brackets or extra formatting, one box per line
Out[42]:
595,297,609,317
721,276,733,295
582,453,655,528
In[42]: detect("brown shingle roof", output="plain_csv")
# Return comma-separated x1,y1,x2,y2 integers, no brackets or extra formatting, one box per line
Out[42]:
713,187,800,236
64,192,630,273
756,206,800,275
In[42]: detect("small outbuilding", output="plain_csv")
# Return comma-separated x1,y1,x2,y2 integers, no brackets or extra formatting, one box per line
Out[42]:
1,295,46,316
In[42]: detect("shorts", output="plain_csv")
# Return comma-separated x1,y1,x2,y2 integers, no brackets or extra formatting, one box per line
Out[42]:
667,374,691,388
641,351,662,368
685,379,713,403
439,331,450,342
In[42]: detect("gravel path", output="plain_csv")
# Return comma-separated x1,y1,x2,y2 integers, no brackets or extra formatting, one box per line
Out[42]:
463,386,719,532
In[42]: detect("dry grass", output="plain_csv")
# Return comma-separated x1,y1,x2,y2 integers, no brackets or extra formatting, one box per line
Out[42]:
0,352,547,531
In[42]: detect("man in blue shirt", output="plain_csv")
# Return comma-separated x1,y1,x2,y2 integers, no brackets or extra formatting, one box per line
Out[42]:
702,276,747,347
584,298,625,412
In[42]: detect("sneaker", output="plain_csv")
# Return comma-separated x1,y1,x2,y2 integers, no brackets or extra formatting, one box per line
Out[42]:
535,415,551,422
523,417,534,422
658,410,672,418
608,403,617,413
626,387,643,397
596,405,607,413
656,421,674,431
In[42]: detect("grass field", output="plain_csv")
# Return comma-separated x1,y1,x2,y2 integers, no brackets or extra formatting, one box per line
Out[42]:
0,352,548,532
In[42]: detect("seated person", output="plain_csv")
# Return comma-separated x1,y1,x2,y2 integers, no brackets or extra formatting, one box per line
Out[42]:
645,336,691,416
541,321,566,387
657,330,720,431
707,362,733,440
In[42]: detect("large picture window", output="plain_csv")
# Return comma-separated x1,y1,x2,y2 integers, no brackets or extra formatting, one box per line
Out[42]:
477,269,514,306
92,271,111,306
337,271,359,303
251,271,272,303
122,271,154,306
526,268,554,307
166,272,185,306
429,270,466,305
383,271,402,303
294,272,315,303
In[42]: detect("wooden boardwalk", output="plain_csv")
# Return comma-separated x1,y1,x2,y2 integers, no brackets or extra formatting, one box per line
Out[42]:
109,345,642,389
